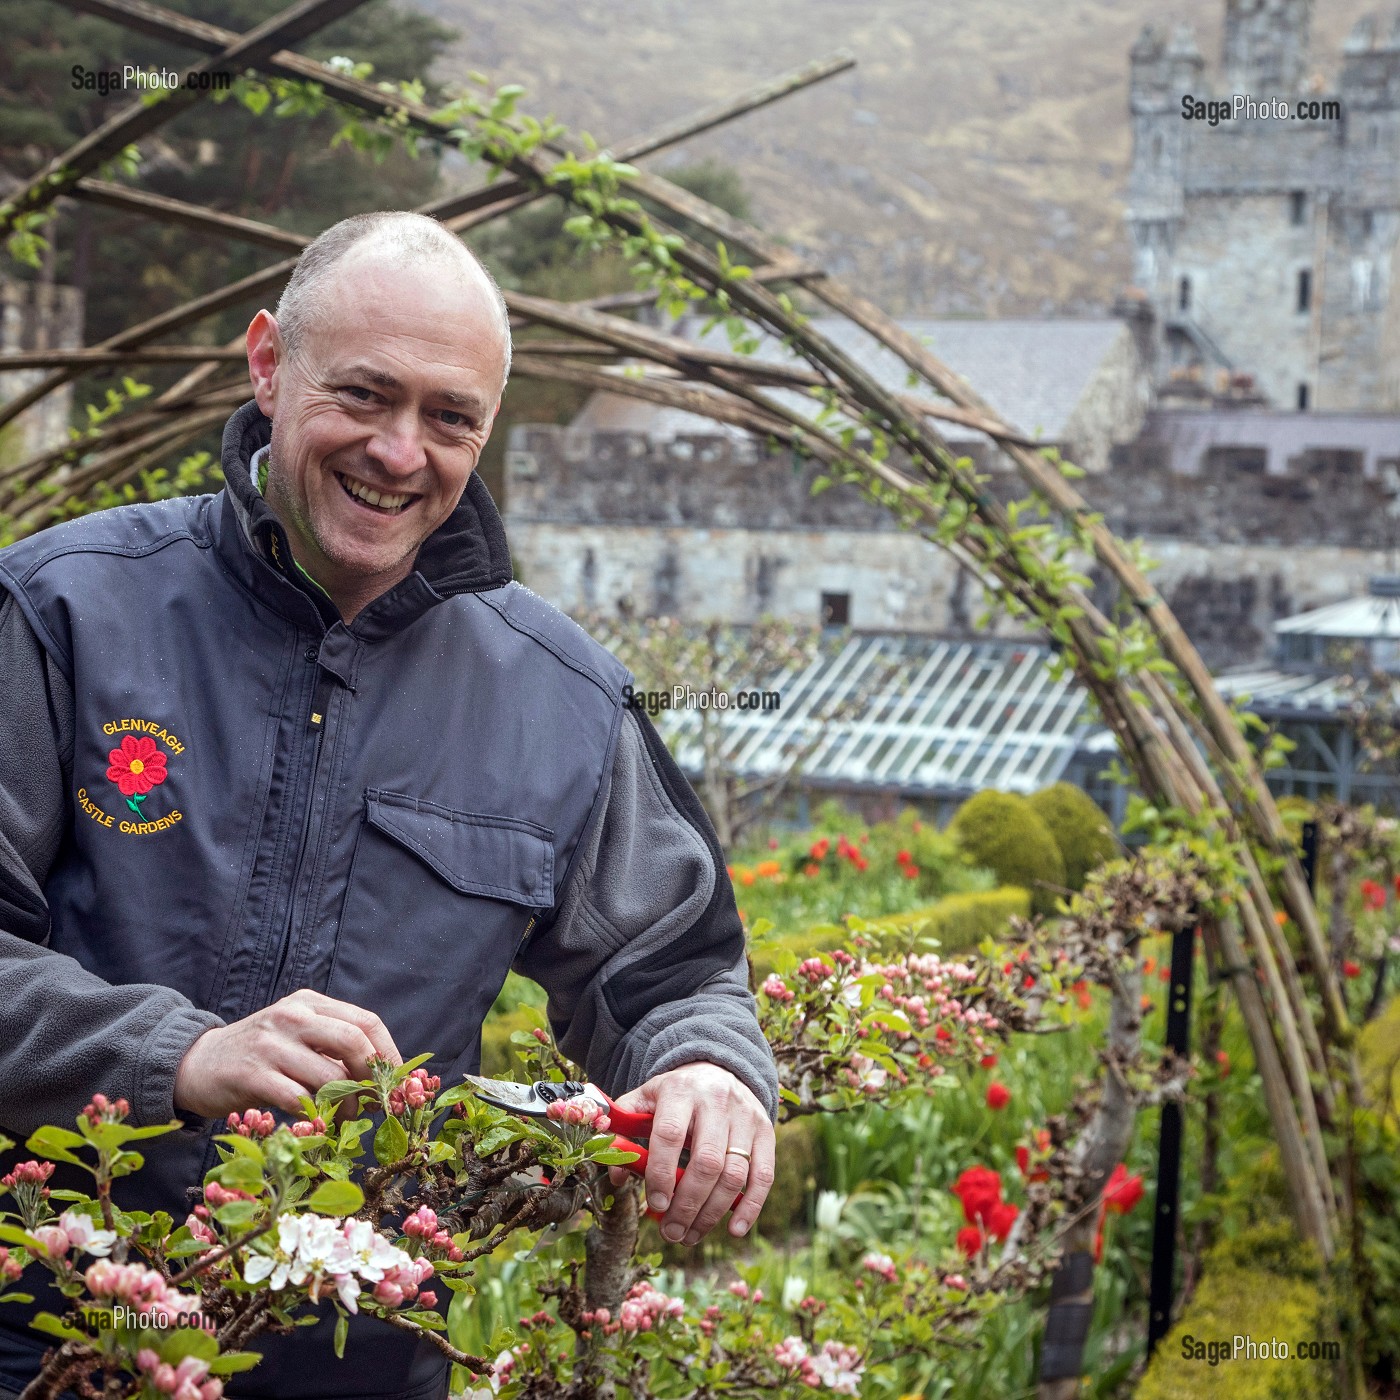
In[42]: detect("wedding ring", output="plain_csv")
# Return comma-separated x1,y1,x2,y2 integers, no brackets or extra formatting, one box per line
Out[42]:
725,1147,752,1161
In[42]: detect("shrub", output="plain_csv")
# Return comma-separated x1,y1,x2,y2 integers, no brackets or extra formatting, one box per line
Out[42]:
949,790,1065,915
1135,1221,1336,1400
1358,993,1400,1117
904,887,1032,956
1027,782,1118,892
480,1001,548,1078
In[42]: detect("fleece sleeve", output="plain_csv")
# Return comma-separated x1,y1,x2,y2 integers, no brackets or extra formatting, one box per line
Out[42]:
0,592,225,1137
511,704,778,1121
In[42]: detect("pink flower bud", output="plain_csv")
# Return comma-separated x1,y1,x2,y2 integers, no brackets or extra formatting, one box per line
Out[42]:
29,1226,69,1259
417,1290,437,1310
374,1280,405,1308
403,1206,438,1238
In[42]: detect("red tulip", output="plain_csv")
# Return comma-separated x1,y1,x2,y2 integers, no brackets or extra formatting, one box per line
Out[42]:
986,1082,1011,1111
956,1225,984,1257
1103,1163,1144,1215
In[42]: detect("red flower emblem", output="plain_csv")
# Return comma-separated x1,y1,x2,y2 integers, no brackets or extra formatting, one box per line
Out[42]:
106,735,168,816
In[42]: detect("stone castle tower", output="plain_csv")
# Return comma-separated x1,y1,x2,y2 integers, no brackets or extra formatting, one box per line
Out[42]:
1125,0,1400,410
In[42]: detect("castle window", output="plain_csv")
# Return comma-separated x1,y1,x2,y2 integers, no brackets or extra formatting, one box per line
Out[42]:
821,592,850,626
1290,191,1306,226
1362,209,1375,238
1296,269,1312,313
1178,276,1192,311
1152,132,1164,164
1297,382,1310,411
1369,122,1381,150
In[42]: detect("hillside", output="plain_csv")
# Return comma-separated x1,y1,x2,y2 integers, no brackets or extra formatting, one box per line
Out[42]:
416,0,1376,315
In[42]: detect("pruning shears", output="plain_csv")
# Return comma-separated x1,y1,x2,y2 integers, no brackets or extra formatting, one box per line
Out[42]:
463,1075,744,1220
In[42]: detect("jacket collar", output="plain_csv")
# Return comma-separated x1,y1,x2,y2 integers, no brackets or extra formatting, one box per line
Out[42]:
215,400,513,639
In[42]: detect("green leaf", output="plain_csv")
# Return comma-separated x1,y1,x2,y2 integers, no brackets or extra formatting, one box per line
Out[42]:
307,1180,364,1216
316,1080,366,1103
212,1200,257,1227
0,1225,38,1249
218,1135,267,1165
209,1351,263,1375
30,1311,84,1341
211,1155,264,1191
0,1293,33,1305
160,1328,219,1365
85,1121,181,1149
164,1229,208,1258
334,1310,349,1360
590,1149,642,1166
374,1116,409,1166
26,1125,86,1167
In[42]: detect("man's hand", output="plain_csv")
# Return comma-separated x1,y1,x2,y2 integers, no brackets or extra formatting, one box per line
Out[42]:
605,1062,775,1245
173,989,401,1120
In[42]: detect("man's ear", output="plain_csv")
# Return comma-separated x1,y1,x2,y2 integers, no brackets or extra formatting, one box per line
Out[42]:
246,310,283,417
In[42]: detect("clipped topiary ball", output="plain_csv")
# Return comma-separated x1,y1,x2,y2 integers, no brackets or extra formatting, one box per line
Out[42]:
949,789,1066,915
1028,782,1119,892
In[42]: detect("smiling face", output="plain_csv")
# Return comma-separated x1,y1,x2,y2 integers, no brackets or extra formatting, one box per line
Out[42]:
245,240,508,620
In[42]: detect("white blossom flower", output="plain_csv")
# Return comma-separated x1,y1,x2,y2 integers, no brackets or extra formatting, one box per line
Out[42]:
58,1210,116,1258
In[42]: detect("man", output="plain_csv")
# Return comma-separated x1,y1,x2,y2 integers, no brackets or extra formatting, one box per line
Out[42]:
0,211,778,1399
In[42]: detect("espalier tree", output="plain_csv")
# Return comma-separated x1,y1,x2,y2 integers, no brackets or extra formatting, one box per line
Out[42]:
0,855,1210,1398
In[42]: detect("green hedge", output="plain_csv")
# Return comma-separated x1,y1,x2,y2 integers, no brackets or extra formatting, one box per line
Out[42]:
890,886,1031,956
1027,782,1118,892
949,790,1065,915
480,1002,548,1079
1135,1221,1339,1399
1358,994,1400,1117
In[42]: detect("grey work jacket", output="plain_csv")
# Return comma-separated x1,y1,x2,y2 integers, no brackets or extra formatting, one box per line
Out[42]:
0,401,776,1399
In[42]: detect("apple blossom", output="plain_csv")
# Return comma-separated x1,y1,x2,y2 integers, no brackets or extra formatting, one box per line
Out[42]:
63,1210,115,1256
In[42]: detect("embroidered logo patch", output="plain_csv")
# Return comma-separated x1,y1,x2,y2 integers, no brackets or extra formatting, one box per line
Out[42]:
77,720,186,836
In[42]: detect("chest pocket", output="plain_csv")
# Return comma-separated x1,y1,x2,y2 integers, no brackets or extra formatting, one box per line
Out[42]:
328,790,555,1070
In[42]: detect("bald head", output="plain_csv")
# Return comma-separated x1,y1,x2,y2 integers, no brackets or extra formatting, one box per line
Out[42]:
275,212,512,388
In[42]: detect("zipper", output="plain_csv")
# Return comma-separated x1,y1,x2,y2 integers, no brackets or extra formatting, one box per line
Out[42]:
514,915,538,962
270,663,337,997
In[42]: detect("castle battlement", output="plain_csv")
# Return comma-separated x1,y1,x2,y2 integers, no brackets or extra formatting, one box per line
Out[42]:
1124,0,1400,412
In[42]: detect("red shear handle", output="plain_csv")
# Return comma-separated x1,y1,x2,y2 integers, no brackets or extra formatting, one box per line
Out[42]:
592,1091,654,1140
609,1135,745,1221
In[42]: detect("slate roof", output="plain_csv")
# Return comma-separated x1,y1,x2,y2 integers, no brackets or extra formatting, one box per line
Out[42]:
572,314,1131,448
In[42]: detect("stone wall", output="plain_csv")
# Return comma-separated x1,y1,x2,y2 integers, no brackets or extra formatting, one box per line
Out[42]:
503,418,1400,669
